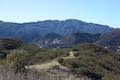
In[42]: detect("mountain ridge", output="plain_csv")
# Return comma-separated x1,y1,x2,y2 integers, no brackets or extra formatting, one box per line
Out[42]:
0,19,119,51
0,19,114,37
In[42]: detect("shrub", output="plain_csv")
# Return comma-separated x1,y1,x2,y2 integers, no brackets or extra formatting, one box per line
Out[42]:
0,51,7,59
6,50,31,72
58,58,64,64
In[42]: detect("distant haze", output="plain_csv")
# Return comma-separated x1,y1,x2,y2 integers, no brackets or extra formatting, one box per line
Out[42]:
0,0,120,28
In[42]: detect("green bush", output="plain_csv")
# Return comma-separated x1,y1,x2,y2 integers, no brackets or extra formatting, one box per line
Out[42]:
6,50,31,72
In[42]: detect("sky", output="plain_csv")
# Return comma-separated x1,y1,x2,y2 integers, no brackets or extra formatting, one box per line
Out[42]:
0,0,120,28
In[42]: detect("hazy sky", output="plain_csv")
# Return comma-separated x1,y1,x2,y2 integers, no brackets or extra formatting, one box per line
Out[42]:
0,0,120,28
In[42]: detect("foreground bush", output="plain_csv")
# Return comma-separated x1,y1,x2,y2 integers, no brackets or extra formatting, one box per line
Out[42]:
6,50,31,72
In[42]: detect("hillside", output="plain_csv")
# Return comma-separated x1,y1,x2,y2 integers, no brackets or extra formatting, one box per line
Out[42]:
59,33,101,48
25,43,120,80
58,44,120,80
0,39,120,80
0,39,40,58
95,29,120,52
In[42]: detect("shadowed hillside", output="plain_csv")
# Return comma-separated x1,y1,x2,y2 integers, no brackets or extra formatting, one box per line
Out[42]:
95,29,120,52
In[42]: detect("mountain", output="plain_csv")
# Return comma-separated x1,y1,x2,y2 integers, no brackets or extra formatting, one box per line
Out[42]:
21,19,113,36
95,29,120,52
0,19,113,42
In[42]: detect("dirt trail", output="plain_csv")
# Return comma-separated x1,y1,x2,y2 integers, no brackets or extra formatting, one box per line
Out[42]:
25,51,75,71
26,60,67,71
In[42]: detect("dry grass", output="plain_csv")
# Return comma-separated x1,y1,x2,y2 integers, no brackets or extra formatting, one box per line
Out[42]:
0,66,92,80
